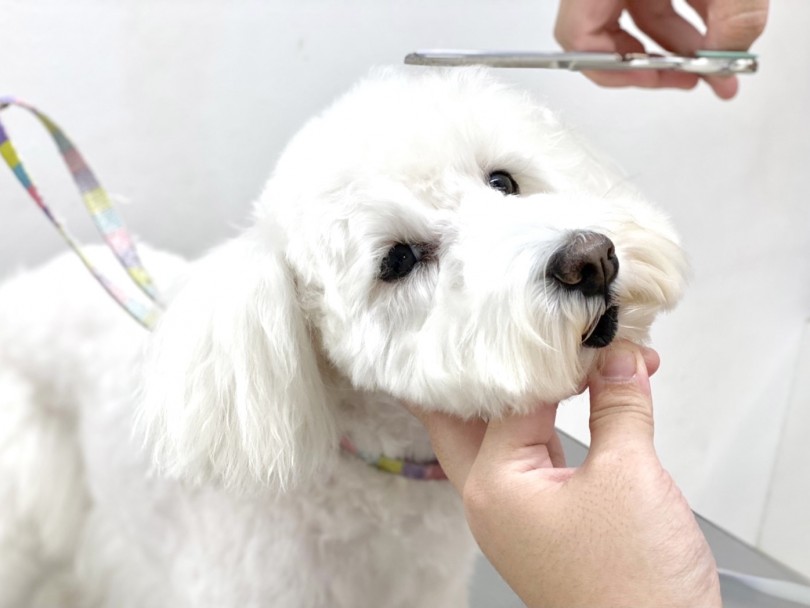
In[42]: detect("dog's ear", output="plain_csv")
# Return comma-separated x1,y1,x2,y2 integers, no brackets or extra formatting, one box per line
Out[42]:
136,228,337,491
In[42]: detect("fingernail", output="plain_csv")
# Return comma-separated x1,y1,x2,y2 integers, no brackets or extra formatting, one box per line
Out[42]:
600,347,637,380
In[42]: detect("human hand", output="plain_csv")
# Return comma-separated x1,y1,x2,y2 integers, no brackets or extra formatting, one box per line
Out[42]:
411,342,721,608
554,0,769,99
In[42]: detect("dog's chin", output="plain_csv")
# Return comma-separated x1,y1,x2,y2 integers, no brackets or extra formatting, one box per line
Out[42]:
581,305,619,349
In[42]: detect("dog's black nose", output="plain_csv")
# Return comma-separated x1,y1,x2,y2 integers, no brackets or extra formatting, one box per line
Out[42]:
548,231,618,297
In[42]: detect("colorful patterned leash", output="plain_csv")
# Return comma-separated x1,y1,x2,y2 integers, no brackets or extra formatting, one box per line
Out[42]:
0,97,162,330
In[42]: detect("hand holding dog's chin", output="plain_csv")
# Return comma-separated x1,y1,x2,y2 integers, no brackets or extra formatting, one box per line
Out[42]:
412,342,721,608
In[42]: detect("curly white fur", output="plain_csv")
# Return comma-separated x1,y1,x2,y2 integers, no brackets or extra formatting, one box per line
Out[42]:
0,67,687,607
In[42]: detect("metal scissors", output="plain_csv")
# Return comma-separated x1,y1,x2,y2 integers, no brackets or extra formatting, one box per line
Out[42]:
404,50,757,76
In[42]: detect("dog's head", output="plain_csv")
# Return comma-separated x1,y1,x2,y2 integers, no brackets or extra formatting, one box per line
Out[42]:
139,68,686,490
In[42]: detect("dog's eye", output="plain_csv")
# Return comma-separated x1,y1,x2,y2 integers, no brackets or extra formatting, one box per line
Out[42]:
379,244,421,282
488,171,519,196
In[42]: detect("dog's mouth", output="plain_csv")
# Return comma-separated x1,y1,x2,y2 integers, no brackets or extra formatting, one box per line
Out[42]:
581,305,619,348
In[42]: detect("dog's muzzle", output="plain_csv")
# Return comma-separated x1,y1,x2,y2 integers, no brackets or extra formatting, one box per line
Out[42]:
548,231,620,348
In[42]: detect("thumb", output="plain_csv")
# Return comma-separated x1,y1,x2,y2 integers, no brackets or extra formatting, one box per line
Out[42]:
700,0,768,99
703,0,768,51
586,342,656,457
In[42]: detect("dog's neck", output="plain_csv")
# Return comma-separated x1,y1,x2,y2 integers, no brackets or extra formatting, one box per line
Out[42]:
335,388,437,466
311,327,439,472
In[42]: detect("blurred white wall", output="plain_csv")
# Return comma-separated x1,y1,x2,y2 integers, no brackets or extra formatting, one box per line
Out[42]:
2,0,809,576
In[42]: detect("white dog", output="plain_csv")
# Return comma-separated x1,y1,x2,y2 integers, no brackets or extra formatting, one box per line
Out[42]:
0,68,687,607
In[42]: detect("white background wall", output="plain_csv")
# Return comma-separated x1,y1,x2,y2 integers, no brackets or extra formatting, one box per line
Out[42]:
2,0,809,577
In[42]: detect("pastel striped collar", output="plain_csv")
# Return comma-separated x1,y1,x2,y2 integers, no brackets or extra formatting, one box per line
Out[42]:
339,437,447,481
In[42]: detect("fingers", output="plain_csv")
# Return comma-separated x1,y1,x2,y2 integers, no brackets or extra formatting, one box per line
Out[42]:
548,429,567,468
475,403,560,474
627,0,705,89
627,0,703,53
586,341,657,458
641,345,661,377
555,0,697,90
556,0,768,98
689,0,768,99
410,403,561,493
581,62,698,92
688,0,769,49
625,0,702,90
554,0,625,51
410,341,659,487
406,406,487,492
